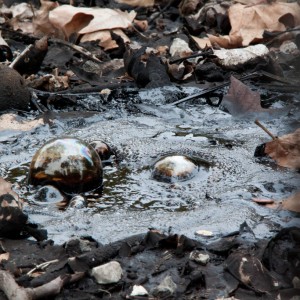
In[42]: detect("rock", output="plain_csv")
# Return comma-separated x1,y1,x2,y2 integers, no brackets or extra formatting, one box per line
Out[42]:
152,275,177,297
0,64,31,111
130,285,148,296
189,250,210,265
91,261,123,284
195,229,214,237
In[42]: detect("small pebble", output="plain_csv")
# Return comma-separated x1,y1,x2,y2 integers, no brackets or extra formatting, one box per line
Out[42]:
130,285,148,296
152,275,177,297
195,229,214,237
189,250,210,265
91,261,123,284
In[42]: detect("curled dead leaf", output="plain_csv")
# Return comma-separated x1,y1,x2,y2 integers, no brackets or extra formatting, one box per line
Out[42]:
49,5,136,40
264,129,300,170
0,114,44,131
116,0,155,7
192,2,300,48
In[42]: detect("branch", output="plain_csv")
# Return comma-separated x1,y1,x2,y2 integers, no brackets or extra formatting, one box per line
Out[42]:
0,270,84,300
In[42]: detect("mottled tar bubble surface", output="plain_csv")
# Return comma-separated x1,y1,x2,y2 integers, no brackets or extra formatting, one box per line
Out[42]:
1,85,299,244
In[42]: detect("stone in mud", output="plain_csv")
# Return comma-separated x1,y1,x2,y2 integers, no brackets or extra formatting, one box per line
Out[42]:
152,275,177,297
189,250,210,265
152,155,197,183
130,285,148,296
0,64,31,111
91,261,123,284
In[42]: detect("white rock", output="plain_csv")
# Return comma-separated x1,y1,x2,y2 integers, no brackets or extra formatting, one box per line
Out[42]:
91,261,123,284
195,229,214,237
189,250,210,265
170,38,192,57
280,41,298,54
213,44,269,67
130,285,148,296
152,275,177,297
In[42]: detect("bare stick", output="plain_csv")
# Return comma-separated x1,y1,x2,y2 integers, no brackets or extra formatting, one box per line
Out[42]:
49,38,101,64
27,259,59,276
0,269,84,300
255,119,276,140
0,270,29,300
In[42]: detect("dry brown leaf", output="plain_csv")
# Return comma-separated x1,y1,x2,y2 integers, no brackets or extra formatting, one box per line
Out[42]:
116,0,154,7
190,35,211,49
80,29,130,51
196,2,300,48
264,129,300,170
281,191,300,213
179,0,203,16
32,0,60,37
222,76,267,116
49,5,136,40
0,113,44,131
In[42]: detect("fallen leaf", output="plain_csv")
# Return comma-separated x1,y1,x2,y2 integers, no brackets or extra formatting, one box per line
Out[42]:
222,76,267,116
194,2,300,48
116,0,155,7
191,35,211,49
80,29,130,51
264,129,300,170
0,114,44,131
32,0,61,37
179,0,203,16
281,191,300,213
49,5,136,40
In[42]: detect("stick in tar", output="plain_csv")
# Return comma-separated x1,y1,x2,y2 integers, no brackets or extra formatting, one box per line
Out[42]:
10,36,48,75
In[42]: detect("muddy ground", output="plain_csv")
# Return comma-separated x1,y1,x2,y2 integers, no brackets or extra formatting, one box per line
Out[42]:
0,83,299,299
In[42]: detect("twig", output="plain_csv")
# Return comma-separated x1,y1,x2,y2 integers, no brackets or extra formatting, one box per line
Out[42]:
49,38,101,64
255,119,277,140
169,49,212,65
9,44,32,69
148,0,175,24
0,270,84,300
27,259,59,276
169,72,260,106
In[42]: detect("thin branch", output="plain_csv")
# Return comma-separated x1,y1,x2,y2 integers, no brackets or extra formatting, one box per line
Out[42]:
169,72,260,106
0,270,84,300
255,119,277,140
27,259,59,276
49,38,101,64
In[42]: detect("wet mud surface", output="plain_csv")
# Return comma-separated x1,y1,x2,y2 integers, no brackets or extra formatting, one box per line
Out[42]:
0,85,299,244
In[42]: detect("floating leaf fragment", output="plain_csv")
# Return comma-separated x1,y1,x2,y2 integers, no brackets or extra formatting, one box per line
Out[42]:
222,76,267,116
